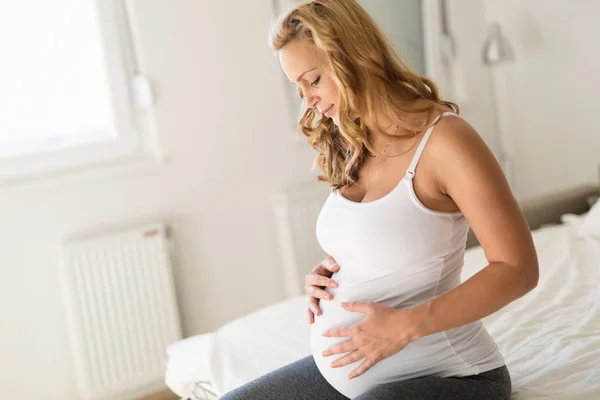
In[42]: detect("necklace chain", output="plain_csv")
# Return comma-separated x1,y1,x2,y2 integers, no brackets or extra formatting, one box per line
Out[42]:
370,124,398,157
380,139,393,154
368,124,419,158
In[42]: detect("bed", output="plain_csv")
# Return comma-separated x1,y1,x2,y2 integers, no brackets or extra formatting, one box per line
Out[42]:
164,184,600,400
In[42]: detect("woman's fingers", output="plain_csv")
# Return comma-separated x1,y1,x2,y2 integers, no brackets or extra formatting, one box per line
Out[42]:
310,297,322,315
308,307,314,324
311,256,340,277
305,273,338,289
304,257,340,312
315,259,340,276
308,298,322,324
323,256,341,273
309,286,333,301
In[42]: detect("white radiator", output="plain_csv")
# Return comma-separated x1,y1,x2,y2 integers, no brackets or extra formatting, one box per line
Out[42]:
273,181,330,298
59,223,182,400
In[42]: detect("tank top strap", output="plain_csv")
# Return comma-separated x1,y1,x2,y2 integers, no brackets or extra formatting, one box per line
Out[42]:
405,111,457,180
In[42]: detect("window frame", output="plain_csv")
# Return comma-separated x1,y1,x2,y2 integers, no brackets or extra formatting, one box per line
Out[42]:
0,0,163,187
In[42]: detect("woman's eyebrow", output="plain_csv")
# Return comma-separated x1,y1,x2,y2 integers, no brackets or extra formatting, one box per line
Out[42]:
291,67,318,83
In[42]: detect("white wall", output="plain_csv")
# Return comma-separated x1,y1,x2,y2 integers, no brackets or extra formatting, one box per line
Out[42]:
450,0,600,199
444,0,501,178
488,0,600,199
0,1,318,398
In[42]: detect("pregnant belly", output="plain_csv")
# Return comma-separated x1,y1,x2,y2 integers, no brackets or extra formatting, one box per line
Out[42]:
309,285,466,398
310,286,374,398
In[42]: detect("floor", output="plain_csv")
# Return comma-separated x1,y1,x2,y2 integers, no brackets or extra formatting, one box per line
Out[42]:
139,388,180,400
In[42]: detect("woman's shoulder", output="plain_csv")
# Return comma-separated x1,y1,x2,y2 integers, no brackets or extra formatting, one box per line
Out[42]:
427,110,482,158
421,110,499,194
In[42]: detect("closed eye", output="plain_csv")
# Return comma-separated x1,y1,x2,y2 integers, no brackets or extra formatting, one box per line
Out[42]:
294,75,320,99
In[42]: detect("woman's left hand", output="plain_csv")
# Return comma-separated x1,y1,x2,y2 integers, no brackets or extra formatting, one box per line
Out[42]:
321,301,423,380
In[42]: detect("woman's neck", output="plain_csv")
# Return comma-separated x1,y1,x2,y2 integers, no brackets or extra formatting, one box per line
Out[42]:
364,105,429,151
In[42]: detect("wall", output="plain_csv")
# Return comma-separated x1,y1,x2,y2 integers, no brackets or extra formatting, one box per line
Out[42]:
450,0,600,199
444,0,501,183
0,1,317,398
489,0,600,199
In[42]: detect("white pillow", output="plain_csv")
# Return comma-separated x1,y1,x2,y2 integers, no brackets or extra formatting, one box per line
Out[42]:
561,212,586,233
208,295,311,396
578,198,600,237
165,333,215,398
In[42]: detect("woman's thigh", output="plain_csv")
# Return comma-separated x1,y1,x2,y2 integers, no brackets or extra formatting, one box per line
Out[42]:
353,365,512,400
219,355,349,400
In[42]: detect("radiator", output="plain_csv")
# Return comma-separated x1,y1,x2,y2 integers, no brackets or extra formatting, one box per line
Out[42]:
273,181,330,298
59,223,182,400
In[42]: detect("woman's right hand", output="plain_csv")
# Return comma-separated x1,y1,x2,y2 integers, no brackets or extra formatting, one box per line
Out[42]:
305,255,340,324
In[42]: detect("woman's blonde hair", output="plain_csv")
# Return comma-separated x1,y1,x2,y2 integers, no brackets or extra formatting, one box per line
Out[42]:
269,0,458,190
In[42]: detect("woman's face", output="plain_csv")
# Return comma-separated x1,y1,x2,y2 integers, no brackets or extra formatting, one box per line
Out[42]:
279,39,340,125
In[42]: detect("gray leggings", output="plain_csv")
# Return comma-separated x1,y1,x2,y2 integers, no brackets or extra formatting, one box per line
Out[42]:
219,355,512,400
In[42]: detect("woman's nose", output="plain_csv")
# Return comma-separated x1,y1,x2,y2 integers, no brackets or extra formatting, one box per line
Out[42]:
306,95,318,109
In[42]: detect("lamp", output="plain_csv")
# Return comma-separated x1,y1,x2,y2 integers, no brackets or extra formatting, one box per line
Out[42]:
482,22,515,65
482,22,516,192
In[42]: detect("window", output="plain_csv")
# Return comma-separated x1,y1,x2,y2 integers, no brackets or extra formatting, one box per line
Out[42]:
0,0,160,185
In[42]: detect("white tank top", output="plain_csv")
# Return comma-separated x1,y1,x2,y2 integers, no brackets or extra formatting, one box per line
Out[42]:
310,112,506,398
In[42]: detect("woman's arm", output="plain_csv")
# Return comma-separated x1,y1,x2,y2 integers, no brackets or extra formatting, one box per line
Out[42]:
407,115,539,342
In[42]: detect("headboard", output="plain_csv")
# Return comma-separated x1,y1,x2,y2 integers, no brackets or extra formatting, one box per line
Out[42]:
274,182,600,298
465,184,600,248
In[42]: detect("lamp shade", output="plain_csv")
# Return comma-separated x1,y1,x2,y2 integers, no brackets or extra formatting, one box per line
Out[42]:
482,22,515,64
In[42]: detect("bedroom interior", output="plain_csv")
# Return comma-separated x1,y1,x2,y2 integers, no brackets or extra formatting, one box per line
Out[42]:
1,1,598,400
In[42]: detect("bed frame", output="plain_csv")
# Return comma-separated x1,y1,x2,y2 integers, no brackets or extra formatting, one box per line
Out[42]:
466,184,600,248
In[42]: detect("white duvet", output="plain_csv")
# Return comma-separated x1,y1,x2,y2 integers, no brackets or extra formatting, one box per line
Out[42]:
167,217,600,399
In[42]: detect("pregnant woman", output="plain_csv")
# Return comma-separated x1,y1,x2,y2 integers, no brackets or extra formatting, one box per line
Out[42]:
221,0,538,399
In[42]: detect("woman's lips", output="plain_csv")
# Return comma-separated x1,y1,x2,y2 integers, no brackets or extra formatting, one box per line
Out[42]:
323,104,334,117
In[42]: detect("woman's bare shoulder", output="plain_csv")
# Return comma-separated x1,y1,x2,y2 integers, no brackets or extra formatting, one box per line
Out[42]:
419,112,496,194
426,114,486,164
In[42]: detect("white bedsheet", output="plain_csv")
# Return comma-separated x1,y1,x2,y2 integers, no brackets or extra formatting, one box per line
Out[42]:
168,219,600,399
464,221,600,399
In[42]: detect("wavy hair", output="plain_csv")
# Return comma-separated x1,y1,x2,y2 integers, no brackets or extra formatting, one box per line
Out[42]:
269,0,458,190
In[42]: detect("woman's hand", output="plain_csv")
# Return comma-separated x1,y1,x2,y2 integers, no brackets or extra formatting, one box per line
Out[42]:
305,255,340,324
321,302,423,379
